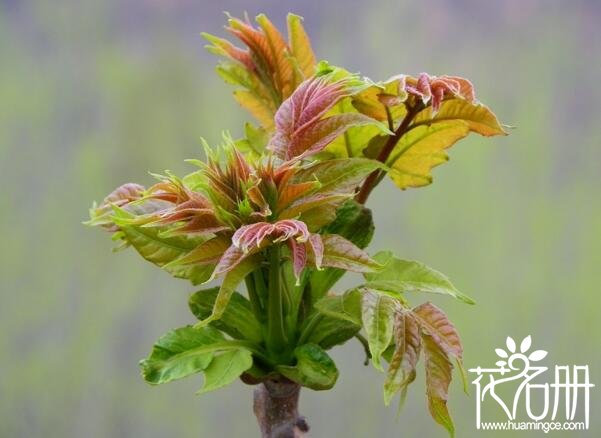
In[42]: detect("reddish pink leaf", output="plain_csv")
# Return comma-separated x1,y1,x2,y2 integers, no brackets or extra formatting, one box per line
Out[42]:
306,234,324,269
321,234,380,272
405,72,476,116
232,219,310,252
384,312,422,405
413,302,463,360
287,238,307,281
423,333,455,436
269,77,351,160
213,245,248,277
288,113,378,160
101,183,145,207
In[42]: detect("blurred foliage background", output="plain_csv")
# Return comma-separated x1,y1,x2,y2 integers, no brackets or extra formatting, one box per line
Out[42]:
1,1,600,437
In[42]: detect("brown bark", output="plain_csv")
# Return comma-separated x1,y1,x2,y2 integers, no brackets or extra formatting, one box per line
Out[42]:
253,379,309,438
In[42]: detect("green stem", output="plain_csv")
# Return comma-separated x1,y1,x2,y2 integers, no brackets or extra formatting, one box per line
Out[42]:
254,269,268,307
245,275,264,323
266,245,287,353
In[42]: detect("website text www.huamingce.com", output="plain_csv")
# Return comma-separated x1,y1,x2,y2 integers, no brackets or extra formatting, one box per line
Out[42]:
479,421,586,433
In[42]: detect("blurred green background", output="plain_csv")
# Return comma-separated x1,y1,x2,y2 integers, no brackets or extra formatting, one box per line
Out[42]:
1,1,600,437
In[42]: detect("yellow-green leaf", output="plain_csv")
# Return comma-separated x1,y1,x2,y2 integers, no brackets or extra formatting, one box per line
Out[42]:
111,207,213,285
362,290,396,370
196,254,261,327
351,76,408,122
233,89,275,130
413,98,507,137
365,251,475,304
387,121,470,190
314,288,362,325
322,98,393,158
197,348,253,394
287,13,316,79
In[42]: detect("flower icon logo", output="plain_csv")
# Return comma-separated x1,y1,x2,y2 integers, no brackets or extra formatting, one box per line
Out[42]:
493,335,548,369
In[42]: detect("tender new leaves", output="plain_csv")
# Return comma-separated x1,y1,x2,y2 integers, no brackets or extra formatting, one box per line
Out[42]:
386,98,506,190
321,234,381,273
365,251,474,304
287,14,315,78
348,72,507,192
110,206,214,285
88,141,381,324
203,13,316,128
270,76,389,161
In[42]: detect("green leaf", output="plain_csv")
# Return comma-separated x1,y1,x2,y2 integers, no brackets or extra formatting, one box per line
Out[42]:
364,251,475,304
322,97,394,159
383,312,421,406
423,334,455,437
321,234,381,273
361,291,397,371
196,348,253,394
314,289,362,325
303,289,362,349
292,158,385,196
111,207,213,285
304,316,361,350
140,326,225,384
277,344,339,390
235,122,269,160
196,254,262,327
309,200,374,301
189,287,263,344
